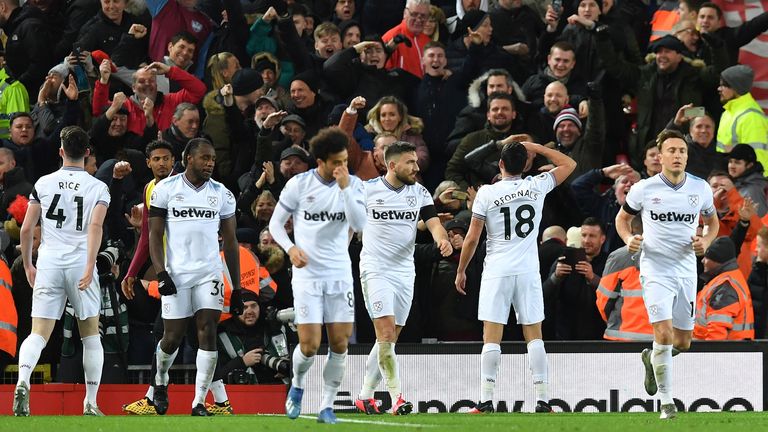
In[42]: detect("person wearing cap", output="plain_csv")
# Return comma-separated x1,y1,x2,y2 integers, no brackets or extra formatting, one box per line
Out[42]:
596,26,728,168
29,63,69,141
697,2,768,67
726,144,768,217
280,114,307,149
382,0,432,78
716,64,768,174
694,236,755,340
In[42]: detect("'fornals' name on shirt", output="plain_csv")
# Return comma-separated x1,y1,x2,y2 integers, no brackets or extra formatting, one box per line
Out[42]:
171,207,219,218
303,210,346,221
648,210,697,223
493,189,539,207
370,209,419,221
58,182,80,190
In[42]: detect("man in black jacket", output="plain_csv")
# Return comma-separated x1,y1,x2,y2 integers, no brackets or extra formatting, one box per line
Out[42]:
698,2,768,66
0,0,55,92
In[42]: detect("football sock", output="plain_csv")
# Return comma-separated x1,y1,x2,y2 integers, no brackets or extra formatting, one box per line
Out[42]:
17,333,47,386
145,386,154,400
480,343,501,403
672,347,681,357
82,335,103,406
652,342,674,405
359,343,382,399
377,342,401,403
193,349,218,407
320,350,347,410
209,379,228,403
291,346,315,389
527,339,549,402
154,344,178,386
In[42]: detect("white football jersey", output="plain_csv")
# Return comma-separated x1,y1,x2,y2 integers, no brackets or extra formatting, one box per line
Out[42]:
32,167,111,270
360,177,434,274
278,169,366,283
150,173,236,288
473,173,556,278
625,173,715,279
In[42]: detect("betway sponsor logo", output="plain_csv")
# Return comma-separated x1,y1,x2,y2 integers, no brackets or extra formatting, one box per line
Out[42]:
649,210,696,223
172,207,218,218
371,209,418,221
304,210,346,221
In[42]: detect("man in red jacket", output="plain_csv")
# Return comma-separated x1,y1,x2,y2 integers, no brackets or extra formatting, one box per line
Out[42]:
92,59,206,136
382,0,431,78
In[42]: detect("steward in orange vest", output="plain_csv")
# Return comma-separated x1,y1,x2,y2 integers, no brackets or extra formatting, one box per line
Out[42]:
650,0,679,42
694,237,755,340
596,247,653,341
0,259,17,362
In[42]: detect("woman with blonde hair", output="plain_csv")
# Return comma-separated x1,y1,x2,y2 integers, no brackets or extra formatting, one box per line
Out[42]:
365,95,430,172
203,52,242,180
424,5,448,43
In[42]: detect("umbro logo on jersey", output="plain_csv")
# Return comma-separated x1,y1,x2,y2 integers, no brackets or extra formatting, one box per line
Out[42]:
371,209,418,220
174,195,185,202
303,210,346,221
649,210,696,223
171,207,219,218
375,199,385,205
307,196,316,203
652,198,662,204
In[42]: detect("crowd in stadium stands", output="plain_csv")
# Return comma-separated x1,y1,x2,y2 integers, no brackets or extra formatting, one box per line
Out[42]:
2,0,768,384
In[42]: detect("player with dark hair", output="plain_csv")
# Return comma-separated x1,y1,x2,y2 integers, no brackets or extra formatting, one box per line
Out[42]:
269,127,366,424
456,140,576,414
616,129,719,419
148,138,243,416
15,126,111,416
355,141,452,415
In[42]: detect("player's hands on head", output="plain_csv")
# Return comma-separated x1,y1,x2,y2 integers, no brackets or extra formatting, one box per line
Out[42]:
230,289,244,316
692,235,708,257
455,271,467,295
288,246,309,268
437,238,453,257
333,165,350,189
157,270,178,295
121,276,136,299
626,234,643,253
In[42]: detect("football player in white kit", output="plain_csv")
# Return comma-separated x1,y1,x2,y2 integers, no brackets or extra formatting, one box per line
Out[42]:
456,140,576,414
148,138,244,416
14,126,111,416
269,127,367,424
355,141,452,415
616,129,719,419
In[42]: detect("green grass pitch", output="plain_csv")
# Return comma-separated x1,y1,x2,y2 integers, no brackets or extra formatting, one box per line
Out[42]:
3,412,768,432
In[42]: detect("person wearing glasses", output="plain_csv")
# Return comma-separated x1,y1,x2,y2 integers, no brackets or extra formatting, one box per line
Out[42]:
382,0,432,78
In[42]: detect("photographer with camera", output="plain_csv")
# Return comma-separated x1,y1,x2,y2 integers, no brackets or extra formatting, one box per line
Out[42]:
216,290,291,385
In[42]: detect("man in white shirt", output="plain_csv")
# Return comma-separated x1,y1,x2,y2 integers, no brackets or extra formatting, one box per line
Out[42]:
355,141,452,415
616,129,719,419
269,127,367,424
148,138,243,417
15,126,111,416
456,139,576,414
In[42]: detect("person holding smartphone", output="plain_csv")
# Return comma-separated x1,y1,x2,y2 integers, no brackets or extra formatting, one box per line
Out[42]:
542,216,608,340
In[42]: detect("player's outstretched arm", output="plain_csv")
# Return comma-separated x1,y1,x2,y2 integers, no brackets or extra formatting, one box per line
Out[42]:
148,211,168,276
694,213,720,256
425,216,452,257
20,202,42,287
615,207,643,253
79,203,107,290
455,216,484,295
522,142,577,185
220,215,243,314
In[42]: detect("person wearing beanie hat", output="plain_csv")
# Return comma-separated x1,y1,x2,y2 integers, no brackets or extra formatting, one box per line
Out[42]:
553,106,583,133
695,235,754,340
727,143,768,217
231,68,264,97
716,64,768,176
288,70,334,138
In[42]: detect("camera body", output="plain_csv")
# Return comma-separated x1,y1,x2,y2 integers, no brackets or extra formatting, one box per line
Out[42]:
97,239,125,275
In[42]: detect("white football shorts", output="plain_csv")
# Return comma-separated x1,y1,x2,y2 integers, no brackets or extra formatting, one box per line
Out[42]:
161,274,224,319
361,270,415,326
478,272,544,325
292,280,355,324
32,266,100,320
640,275,696,330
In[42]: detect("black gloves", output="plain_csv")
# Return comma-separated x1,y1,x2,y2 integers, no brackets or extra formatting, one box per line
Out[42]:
230,289,244,316
157,271,177,296
392,34,412,48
